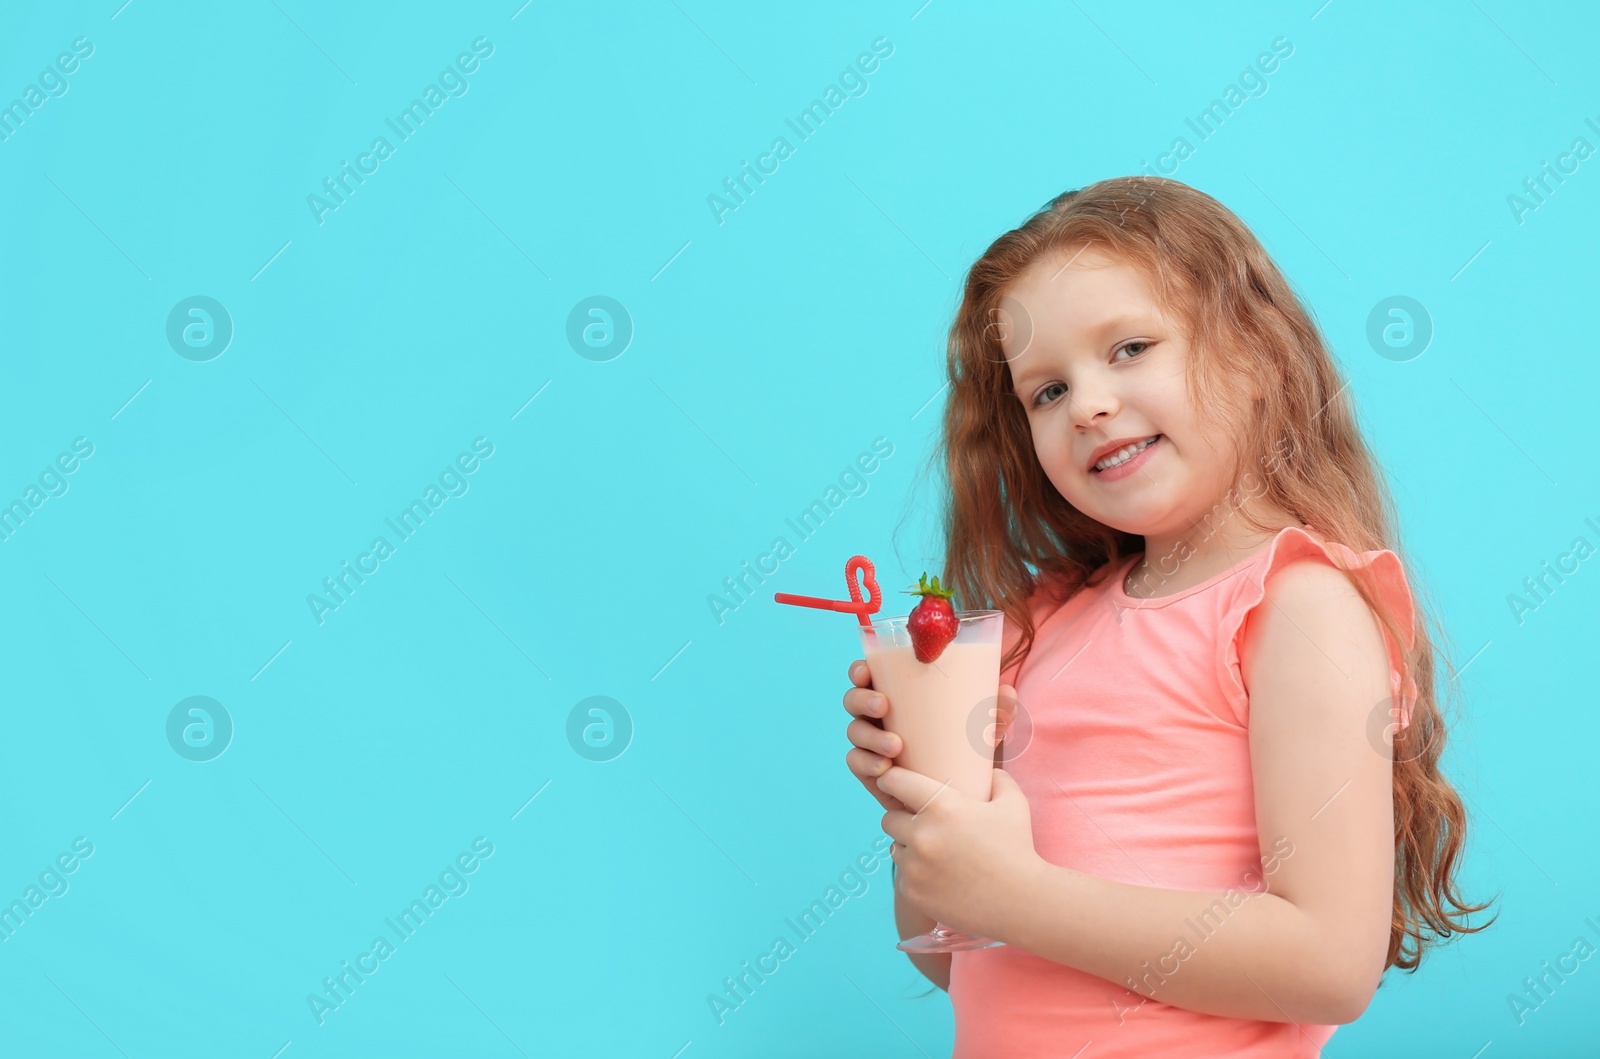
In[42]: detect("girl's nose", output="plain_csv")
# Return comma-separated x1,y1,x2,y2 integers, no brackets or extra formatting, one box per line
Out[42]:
1067,384,1118,429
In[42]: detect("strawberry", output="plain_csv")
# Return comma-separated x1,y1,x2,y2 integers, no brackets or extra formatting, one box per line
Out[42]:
904,572,958,663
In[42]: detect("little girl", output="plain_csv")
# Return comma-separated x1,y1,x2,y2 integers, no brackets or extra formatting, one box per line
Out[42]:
842,177,1494,1057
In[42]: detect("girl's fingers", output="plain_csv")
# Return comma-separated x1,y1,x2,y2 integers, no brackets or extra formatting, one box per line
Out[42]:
846,745,890,779
843,685,888,720
843,661,902,811
845,748,907,812
848,658,874,688
848,717,901,758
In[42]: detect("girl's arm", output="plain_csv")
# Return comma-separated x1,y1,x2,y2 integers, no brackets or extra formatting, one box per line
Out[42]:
998,560,1397,1025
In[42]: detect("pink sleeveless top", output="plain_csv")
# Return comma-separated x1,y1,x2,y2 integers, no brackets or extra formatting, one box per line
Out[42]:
949,524,1420,1058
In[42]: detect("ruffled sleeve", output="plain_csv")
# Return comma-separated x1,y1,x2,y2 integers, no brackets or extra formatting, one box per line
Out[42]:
1217,526,1420,731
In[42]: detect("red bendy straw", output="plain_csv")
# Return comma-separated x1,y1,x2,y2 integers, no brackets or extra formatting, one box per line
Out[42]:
773,554,883,629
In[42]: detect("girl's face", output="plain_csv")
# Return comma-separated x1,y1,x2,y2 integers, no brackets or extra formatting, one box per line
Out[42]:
1000,245,1249,540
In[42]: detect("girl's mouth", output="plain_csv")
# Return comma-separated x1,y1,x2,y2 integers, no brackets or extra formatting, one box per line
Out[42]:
1091,434,1162,480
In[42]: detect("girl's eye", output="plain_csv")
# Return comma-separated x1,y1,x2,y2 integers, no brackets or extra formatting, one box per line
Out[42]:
1032,382,1067,407
1030,341,1152,407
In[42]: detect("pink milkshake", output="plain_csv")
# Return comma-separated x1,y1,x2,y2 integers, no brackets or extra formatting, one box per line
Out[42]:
772,556,1007,953
862,608,1007,954
861,618,1004,802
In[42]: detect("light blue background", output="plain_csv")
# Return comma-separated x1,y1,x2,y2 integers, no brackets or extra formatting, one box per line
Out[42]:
0,1,1594,1056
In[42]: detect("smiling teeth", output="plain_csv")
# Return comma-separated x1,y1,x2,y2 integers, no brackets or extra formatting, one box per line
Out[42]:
1094,436,1159,471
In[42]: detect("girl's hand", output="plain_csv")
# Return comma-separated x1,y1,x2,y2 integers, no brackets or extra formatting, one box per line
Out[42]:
877,762,1044,943
842,658,910,813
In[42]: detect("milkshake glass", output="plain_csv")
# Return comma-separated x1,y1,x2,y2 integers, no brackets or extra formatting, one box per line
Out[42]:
861,609,1006,953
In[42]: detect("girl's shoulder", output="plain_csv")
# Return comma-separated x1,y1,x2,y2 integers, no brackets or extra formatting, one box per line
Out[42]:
1230,524,1414,615
1218,523,1420,728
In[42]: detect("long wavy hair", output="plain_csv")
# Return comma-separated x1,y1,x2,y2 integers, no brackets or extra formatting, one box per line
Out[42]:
913,175,1494,975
